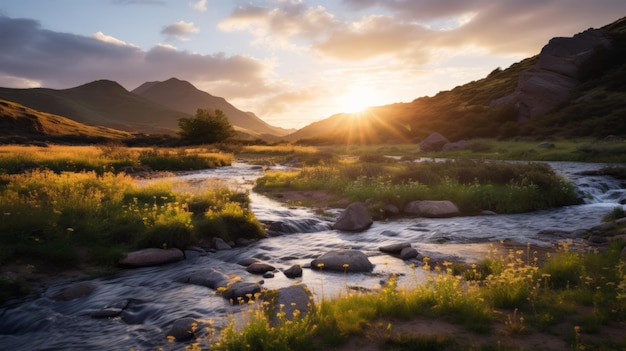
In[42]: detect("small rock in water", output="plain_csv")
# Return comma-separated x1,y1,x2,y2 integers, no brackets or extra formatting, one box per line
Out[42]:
167,317,198,341
238,257,261,266
399,247,419,260
263,271,275,278
213,238,232,250
246,262,276,274
283,264,303,278
379,242,411,254
51,282,97,301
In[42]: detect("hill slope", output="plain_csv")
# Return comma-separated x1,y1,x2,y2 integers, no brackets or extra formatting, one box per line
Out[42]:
288,16,626,143
0,98,132,141
132,78,293,138
0,80,187,134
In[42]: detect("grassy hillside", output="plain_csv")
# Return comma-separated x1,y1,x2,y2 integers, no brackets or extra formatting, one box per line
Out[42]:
0,98,132,142
0,80,189,135
289,17,626,144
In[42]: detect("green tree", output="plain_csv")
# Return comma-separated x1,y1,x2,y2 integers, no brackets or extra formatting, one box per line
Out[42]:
178,109,236,144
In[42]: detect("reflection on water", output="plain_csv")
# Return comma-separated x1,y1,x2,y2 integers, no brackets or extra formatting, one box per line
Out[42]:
1,161,624,350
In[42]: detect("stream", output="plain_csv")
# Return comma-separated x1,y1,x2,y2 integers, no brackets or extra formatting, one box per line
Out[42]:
0,160,624,350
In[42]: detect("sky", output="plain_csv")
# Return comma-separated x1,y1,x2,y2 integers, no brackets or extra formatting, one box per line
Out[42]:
0,1,625,130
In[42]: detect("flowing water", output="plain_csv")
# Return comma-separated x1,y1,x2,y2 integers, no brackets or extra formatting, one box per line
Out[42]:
1,160,624,350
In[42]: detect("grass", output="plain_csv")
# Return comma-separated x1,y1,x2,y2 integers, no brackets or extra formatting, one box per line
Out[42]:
0,144,233,174
207,237,626,351
254,158,581,215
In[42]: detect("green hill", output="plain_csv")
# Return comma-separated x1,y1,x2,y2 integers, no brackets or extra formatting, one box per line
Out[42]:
0,98,132,142
288,17,626,144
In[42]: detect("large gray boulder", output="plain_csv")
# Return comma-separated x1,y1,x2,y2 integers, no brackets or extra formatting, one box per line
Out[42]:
332,202,372,232
419,132,449,152
404,200,460,218
492,28,610,121
311,250,373,272
118,248,184,268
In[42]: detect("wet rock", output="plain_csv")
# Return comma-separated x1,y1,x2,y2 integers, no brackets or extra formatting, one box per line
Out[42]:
213,238,232,250
381,230,400,237
481,210,497,216
420,132,449,152
179,268,230,289
332,202,373,232
384,204,400,217
167,317,198,341
404,200,460,218
118,248,184,268
283,264,303,278
311,250,373,272
587,235,609,245
263,271,275,278
265,284,314,325
399,247,419,260
221,281,262,303
246,262,276,275
51,282,97,301
235,237,255,246
379,242,411,254
238,257,261,266
90,299,130,319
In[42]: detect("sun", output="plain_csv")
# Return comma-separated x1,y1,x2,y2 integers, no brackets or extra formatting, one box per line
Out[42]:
338,87,378,114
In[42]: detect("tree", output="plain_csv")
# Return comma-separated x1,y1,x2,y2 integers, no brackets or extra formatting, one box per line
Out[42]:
178,109,236,144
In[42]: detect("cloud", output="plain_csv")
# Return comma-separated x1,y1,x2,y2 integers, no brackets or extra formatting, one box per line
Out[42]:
189,0,207,12
161,20,200,41
0,16,272,97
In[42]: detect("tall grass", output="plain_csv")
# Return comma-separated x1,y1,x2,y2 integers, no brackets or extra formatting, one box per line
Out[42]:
0,145,233,174
211,239,626,350
255,159,580,214
0,170,264,269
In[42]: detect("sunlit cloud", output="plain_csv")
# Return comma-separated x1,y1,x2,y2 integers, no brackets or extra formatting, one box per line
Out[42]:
161,20,199,41
92,31,138,47
189,0,207,12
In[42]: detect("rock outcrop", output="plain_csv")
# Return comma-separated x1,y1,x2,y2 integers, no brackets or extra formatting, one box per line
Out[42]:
492,28,611,121
419,132,449,152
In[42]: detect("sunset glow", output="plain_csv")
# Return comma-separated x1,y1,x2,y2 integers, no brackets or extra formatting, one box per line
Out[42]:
1,1,625,129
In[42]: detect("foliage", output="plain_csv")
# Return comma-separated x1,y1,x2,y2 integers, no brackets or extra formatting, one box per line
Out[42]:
0,170,264,276
210,240,626,350
255,159,580,214
178,109,236,145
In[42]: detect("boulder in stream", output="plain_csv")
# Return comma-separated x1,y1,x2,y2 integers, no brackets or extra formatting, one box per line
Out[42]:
332,202,373,232
264,284,314,325
283,264,303,278
51,281,97,301
246,262,276,275
311,250,373,272
167,317,199,341
118,248,184,268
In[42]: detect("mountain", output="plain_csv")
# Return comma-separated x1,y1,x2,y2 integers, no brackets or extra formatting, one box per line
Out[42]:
288,16,626,143
0,98,132,142
0,80,187,134
132,78,294,138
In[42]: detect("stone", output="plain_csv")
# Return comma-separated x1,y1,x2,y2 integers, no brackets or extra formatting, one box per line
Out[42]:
403,200,460,218
587,235,608,244
399,247,419,260
384,204,400,217
419,132,450,152
118,248,184,268
283,264,303,278
266,284,314,325
246,262,276,274
311,250,374,272
167,317,198,341
90,299,130,319
180,268,230,289
238,257,261,266
221,281,262,303
51,282,97,301
213,238,232,250
263,271,275,278
332,202,373,232
379,242,411,254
